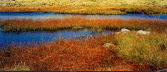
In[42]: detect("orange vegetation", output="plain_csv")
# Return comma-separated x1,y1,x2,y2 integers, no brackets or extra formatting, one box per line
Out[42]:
0,37,153,71
0,16,167,32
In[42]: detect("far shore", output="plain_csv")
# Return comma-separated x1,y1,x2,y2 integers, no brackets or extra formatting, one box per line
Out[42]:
0,6,167,15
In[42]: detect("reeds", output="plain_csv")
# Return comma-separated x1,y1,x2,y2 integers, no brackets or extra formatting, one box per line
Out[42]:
0,36,155,71
1,32,167,71
0,16,167,32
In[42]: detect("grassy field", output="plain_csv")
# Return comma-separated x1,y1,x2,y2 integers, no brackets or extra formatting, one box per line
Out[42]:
1,0,167,7
0,0,167,14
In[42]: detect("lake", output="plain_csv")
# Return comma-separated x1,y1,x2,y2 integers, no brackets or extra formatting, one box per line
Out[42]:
0,12,167,20
0,29,114,47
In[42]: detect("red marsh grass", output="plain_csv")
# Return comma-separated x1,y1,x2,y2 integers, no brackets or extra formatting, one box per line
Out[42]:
0,16,167,32
1,16,167,71
0,36,154,71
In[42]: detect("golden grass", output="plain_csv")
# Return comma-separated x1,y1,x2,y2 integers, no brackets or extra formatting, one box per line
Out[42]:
1,0,167,14
0,6,167,15
114,32,167,69
1,0,167,7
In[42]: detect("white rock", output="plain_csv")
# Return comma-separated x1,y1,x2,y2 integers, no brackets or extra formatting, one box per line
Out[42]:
115,32,120,34
121,28,130,33
137,30,150,35
103,43,115,48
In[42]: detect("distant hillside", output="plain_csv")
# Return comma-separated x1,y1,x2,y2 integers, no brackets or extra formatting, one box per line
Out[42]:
0,0,167,7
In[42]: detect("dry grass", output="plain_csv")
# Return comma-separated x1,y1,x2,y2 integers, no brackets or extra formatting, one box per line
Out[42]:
0,6,167,15
1,0,167,14
0,17,167,32
1,0,167,7
114,32,167,70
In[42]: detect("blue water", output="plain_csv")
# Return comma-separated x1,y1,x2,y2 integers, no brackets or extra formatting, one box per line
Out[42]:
0,29,113,47
0,12,167,47
0,12,167,20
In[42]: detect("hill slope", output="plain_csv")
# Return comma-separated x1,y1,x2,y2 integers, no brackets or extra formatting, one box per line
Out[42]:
0,0,167,7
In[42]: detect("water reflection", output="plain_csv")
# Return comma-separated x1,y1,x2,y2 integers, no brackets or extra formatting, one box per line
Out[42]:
0,29,114,47
0,12,167,20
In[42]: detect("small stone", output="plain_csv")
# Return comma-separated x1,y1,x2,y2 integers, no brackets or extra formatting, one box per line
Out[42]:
137,30,150,35
103,43,115,48
121,28,130,33
115,32,120,34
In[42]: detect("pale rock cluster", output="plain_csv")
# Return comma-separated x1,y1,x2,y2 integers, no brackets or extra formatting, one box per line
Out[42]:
121,28,130,33
116,28,130,34
116,28,150,35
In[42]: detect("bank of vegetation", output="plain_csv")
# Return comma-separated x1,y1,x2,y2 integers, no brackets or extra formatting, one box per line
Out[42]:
0,17,167,32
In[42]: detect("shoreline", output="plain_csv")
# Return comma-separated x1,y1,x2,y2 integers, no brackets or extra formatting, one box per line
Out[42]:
1,17,166,32
0,6,167,15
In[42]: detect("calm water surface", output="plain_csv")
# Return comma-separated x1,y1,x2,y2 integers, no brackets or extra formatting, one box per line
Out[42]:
0,29,114,47
0,12,167,20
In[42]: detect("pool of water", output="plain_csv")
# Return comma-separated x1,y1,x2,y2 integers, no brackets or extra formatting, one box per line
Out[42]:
0,12,167,20
0,12,167,48
0,29,114,47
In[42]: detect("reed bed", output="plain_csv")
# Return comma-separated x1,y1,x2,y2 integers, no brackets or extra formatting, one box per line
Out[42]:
1,32,167,71
0,35,156,71
0,16,167,32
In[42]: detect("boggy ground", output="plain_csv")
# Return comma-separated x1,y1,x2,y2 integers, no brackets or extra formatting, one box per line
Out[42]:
0,31,167,71
0,17,167,71
0,33,164,71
